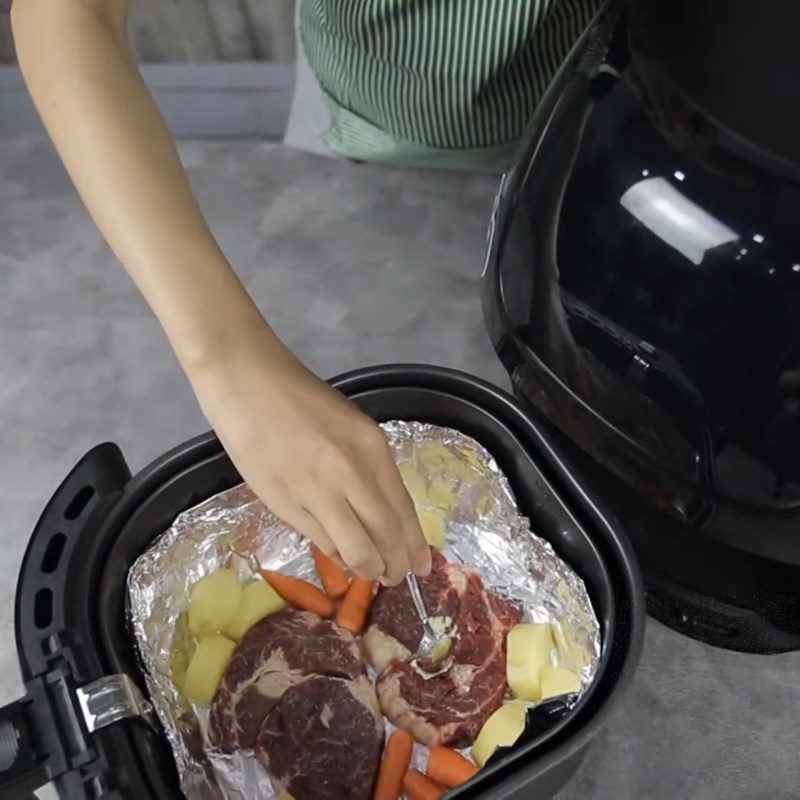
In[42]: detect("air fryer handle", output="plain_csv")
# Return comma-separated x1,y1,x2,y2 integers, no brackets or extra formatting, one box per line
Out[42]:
9,443,135,798
0,693,50,800
17,442,132,681
32,441,132,534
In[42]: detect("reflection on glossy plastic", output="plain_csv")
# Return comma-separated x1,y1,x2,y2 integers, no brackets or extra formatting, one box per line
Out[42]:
620,177,738,265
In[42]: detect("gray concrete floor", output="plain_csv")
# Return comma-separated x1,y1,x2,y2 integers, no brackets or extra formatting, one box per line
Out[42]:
2,137,800,800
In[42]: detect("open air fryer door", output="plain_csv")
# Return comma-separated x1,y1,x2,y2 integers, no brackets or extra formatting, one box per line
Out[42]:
483,0,800,652
0,367,643,800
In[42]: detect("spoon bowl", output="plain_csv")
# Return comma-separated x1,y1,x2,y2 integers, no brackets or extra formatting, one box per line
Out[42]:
405,573,456,678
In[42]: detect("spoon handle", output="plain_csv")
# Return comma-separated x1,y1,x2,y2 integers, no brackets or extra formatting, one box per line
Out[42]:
405,573,429,622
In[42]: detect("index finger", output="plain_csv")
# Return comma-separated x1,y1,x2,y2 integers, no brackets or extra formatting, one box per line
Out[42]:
375,461,432,578
311,494,386,581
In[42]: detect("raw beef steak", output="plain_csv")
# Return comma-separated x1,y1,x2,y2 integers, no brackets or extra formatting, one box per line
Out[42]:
256,674,384,800
209,609,364,751
364,551,522,747
208,608,384,800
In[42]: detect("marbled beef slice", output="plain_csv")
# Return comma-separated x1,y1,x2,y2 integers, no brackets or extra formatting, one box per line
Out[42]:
365,552,522,747
256,674,384,800
208,609,384,800
209,609,364,752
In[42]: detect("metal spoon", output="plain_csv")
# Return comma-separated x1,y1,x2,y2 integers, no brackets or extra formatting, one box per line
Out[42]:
405,573,455,678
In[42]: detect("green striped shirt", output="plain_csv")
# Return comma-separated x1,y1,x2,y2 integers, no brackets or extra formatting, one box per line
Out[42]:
300,0,600,172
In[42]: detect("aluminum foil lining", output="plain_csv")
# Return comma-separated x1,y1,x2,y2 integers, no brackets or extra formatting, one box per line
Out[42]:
128,422,601,800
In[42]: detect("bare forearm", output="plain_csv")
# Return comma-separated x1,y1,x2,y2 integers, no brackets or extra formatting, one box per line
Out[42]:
11,0,270,369
11,0,431,584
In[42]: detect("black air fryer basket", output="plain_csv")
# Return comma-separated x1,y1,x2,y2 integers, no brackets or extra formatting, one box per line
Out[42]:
0,366,643,800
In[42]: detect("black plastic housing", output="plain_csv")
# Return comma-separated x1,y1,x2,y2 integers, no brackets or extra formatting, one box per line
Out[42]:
482,0,800,653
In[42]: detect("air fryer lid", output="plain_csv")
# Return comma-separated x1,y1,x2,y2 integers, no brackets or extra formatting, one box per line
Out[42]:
485,1,800,515
630,0,800,167
481,2,800,653
0,366,643,800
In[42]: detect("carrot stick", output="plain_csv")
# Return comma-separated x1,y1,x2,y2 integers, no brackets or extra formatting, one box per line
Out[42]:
335,577,376,634
312,546,350,599
426,745,479,789
372,730,414,800
259,570,334,618
402,770,443,800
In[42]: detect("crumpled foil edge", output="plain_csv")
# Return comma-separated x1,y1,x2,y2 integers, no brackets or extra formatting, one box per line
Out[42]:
128,421,601,800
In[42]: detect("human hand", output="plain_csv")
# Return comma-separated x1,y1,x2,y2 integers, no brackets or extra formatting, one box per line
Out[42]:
190,331,432,586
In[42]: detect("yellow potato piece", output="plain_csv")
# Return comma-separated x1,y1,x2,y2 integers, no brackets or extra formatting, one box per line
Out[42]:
506,623,555,702
461,446,484,471
399,463,428,510
188,569,243,637
417,443,456,469
552,625,588,674
418,508,447,549
398,462,416,478
417,442,481,480
183,634,237,706
452,461,480,481
170,612,197,692
426,476,458,512
540,666,581,699
474,494,496,518
223,580,285,640
472,700,528,767
171,657,188,693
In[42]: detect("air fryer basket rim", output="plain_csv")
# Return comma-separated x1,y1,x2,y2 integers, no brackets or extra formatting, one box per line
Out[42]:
98,365,643,796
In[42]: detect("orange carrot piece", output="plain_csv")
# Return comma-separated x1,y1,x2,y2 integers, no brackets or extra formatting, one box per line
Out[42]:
372,730,414,800
402,770,444,800
335,577,376,634
312,546,350,599
259,570,333,618
426,745,479,789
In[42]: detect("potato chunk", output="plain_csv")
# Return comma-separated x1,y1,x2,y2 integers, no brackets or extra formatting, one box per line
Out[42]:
506,623,555,702
417,443,457,470
170,612,197,692
183,634,237,706
552,624,588,674
188,569,242,637
223,580,285,640
399,462,428,510
472,700,528,767
426,475,458,512
540,666,581,700
417,508,447,549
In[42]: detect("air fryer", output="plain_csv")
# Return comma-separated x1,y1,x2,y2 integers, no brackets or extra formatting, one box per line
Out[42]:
0,367,643,800
483,0,800,652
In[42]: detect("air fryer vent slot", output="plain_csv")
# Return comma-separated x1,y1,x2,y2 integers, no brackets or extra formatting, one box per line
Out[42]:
41,534,67,575
34,589,53,630
64,486,96,521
